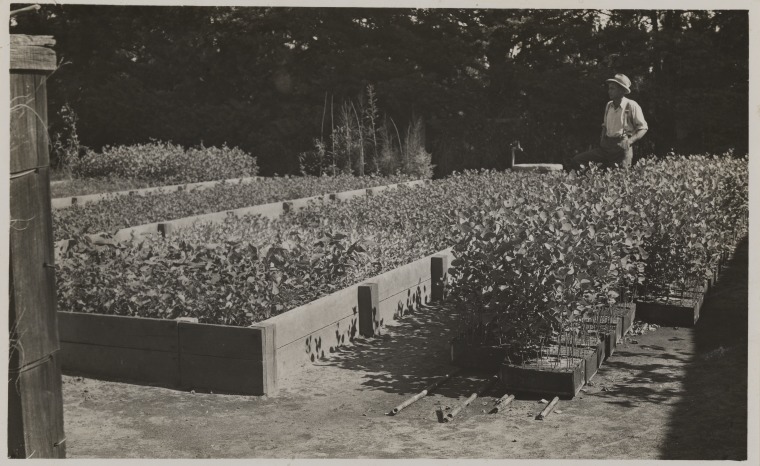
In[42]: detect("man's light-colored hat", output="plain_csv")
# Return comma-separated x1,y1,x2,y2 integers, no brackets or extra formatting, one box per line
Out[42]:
606,74,631,94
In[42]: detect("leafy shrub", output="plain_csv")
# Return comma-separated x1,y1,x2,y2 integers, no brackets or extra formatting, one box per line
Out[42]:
70,141,259,183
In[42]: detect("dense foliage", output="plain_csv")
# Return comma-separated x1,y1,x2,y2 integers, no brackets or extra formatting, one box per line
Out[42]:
70,141,258,183
53,173,412,240
56,156,747,331
56,171,513,324
448,155,748,359
13,7,748,175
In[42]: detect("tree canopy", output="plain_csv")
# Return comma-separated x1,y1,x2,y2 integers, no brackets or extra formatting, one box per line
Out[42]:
11,6,748,176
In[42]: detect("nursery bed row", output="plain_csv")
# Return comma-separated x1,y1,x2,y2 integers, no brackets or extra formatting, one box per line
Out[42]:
52,173,414,240
59,249,452,394
51,175,262,209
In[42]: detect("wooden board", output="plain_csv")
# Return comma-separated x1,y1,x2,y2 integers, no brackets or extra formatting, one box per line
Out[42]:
58,312,178,352
10,35,57,71
358,283,379,337
179,355,265,395
178,321,275,395
375,255,431,302
10,173,59,369
265,285,358,349
376,279,431,325
59,342,180,387
10,72,49,172
51,176,261,209
7,354,66,458
500,360,585,399
178,321,264,359
635,297,702,327
273,313,359,380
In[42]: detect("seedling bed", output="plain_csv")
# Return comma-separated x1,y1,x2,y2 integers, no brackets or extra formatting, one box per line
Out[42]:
499,348,587,399
58,249,452,395
636,294,703,327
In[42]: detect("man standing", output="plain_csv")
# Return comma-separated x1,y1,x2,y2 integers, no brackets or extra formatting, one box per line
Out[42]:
566,74,648,170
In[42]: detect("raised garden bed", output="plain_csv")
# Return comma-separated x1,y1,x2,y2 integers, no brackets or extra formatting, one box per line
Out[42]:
58,249,452,395
499,350,588,399
636,293,703,327
449,301,635,397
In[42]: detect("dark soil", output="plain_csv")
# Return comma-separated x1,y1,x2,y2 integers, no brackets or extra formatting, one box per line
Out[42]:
60,239,748,459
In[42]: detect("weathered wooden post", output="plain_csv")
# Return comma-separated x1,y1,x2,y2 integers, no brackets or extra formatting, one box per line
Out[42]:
8,34,66,458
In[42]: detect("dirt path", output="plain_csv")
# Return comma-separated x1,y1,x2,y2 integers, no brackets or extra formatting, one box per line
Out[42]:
61,240,748,459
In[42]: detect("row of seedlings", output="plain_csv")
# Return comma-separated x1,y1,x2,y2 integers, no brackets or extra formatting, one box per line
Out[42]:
448,155,748,398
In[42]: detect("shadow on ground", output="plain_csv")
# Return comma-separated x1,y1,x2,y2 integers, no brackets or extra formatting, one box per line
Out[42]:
320,239,748,460
322,297,496,399
660,237,748,460
588,238,747,459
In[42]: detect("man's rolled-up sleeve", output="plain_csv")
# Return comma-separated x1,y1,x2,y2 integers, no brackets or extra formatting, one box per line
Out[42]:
631,102,648,131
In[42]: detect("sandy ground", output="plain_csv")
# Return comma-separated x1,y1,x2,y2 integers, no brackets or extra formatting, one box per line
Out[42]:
60,240,748,459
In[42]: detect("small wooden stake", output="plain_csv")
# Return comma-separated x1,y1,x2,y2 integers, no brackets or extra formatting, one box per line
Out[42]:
388,369,460,416
490,394,515,414
445,376,497,422
536,396,560,420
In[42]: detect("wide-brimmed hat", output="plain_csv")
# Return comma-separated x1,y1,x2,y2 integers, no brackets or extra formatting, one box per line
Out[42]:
606,74,631,94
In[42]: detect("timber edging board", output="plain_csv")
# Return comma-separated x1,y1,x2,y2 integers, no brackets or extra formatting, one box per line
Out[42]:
57,248,453,395
50,176,262,209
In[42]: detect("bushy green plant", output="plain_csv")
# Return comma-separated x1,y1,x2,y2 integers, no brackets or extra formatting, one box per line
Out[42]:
70,141,259,183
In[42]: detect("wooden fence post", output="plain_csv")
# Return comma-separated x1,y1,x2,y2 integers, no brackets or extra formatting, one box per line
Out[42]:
358,283,379,337
8,34,66,459
431,255,449,302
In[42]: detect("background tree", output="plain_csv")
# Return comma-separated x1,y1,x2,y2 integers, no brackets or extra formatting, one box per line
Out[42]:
11,6,748,176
